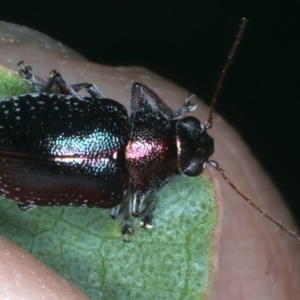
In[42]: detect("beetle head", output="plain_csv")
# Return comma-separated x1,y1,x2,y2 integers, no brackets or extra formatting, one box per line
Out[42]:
175,116,214,177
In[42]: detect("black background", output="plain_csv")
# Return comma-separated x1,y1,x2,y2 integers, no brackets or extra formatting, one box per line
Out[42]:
1,1,299,226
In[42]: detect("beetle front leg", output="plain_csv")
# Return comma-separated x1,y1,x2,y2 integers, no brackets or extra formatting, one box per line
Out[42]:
172,93,197,119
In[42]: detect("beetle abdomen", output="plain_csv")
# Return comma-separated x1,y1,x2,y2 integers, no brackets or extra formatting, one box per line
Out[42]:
0,93,130,208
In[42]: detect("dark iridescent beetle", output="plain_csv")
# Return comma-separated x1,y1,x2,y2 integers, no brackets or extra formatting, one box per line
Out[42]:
0,19,299,243
0,61,212,241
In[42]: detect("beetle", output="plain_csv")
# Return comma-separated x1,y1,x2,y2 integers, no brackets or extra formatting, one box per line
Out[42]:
0,19,299,243
0,60,214,241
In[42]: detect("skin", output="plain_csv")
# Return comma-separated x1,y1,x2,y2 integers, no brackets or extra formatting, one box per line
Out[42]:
0,21,299,299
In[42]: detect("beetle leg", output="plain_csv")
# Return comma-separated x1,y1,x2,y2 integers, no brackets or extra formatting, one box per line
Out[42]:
130,192,144,217
51,82,104,98
140,202,156,228
17,62,104,98
49,72,104,97
50,73,104,98
18,61,36,83
122,216,134,243
48,70,77,95
17,203,36,212
18,61,48,92
85,83,104,99
17,62,71,94
172,94,197,119
131,192,156,228
109,205,134,242
109,204,121,218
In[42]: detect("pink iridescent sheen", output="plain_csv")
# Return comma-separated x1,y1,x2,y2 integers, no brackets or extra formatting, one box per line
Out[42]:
126,140,165,160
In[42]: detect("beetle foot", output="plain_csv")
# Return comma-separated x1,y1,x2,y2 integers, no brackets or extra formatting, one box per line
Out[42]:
122,216,134,243
140,211,154,229
109,206,134,242
17,203,36,212
173,94,197,119
18,61,36,83
18,61,45,92
17,61,54,93
109,205,121,219
139,201,156,229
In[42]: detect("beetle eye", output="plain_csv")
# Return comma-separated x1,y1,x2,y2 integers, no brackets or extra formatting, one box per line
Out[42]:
183,163,203,177
182,116,201,129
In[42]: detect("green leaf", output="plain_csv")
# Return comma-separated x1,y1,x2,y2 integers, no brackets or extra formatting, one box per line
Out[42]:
0,65,32,99
0,65,218,300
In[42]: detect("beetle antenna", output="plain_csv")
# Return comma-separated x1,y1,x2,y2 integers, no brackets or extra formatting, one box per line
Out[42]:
206,19,300,244
208,160,300,244
206,18,248,129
